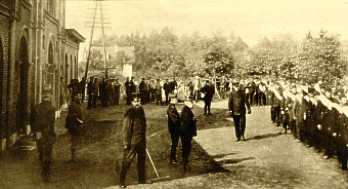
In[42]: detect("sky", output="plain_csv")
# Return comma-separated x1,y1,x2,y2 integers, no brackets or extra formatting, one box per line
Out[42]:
65,0,348,49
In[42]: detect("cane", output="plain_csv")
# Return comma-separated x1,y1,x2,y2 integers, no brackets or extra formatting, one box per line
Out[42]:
145,148,170,182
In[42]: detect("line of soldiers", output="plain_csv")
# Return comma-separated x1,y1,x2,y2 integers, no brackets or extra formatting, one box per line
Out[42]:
268,80,348,170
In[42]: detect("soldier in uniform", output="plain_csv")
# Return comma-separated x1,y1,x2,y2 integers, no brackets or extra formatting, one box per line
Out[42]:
337,96,348,170
119,94,147,188
65,95,85,162
167,96,181,164
270,84,283,126
180,100,197,171
31,89,56,182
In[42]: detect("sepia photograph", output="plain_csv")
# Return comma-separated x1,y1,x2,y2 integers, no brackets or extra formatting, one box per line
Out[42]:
1,0,348,188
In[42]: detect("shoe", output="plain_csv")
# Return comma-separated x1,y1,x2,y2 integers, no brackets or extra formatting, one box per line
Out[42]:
120,184,127,188
241,136,246,141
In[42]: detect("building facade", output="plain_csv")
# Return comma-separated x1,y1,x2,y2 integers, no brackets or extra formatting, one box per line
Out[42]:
0,0,84,152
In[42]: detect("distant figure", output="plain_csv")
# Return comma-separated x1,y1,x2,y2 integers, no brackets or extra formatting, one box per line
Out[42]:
31,89,56,182
167,97,181,164
114,79,121,105
228,80,251,142
180,101,197,171
119,95,147,188
201,80,215,115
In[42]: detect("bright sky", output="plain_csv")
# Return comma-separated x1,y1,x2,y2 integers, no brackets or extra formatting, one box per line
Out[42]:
66,0,348,47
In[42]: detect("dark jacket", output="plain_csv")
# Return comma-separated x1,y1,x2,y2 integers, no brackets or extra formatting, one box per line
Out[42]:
180,106,197,138
122,106,147,148
228,87,251,115
167,104,180,134
66,101,84,136
31,100,56,144
201,84,215,101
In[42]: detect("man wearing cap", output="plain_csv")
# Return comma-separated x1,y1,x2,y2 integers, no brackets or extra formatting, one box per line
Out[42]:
167,96,180,164
201,80,215,115
31,89,56,182
180,101,197,171
119,94,147,187
228,80,251,142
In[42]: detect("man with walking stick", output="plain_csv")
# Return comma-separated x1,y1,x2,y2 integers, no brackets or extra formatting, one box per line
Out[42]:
119,94,147,188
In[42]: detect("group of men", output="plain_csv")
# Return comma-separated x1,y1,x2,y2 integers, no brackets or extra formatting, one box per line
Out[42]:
118,94,197,188
87,77,122,108
267,80,348,170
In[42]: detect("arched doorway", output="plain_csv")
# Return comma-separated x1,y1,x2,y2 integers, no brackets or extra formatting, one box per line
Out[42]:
16,37,29,133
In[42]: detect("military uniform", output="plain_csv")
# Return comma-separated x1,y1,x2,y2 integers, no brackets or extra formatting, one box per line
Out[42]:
31,99,56,182
337,109,348,170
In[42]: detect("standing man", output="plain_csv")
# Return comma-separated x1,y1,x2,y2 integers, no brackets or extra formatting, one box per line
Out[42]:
201,80,215,115
31,89,56,182
167,96,181,164
87,77,94,109
163,79,170,104
114,79,121,105
228,80,251,142
65,96,84,162
119,94,147,188
180,101,197,171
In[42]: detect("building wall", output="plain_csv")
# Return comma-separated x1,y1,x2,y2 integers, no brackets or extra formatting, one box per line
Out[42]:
0,2,10,152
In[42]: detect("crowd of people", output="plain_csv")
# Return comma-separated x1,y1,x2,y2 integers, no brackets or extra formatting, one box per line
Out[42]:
31,73,348,186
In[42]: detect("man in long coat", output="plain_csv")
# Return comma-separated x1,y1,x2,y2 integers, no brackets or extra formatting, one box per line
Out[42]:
228,80,251,142
180,101,197,171
119,95,147,188
167,97,181,164
31,89,56,182
65,96,85,162
201,80,215,115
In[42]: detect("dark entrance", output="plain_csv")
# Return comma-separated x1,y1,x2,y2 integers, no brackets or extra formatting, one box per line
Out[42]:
15,37,30,133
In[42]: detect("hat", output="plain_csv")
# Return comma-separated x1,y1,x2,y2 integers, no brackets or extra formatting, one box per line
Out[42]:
170,97,178,104
184,101,193,109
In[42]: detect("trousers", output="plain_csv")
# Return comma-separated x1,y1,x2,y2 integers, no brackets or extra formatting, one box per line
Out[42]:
232,114,246,140
119,145,146,185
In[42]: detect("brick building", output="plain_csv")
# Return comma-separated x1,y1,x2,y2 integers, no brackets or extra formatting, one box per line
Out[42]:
0,0,84,152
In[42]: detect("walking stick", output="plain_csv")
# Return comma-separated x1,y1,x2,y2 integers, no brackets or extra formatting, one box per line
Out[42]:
145,148,170,182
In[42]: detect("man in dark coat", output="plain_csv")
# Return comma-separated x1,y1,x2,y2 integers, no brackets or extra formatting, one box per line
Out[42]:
163,79,171,104
119,95,147,188
228,80,251,142
180,101,197,171
201,80,215,115
65,96,85,162
139,78,147,104
125,77,136,105
114,79,121,105
31,89,56,182
87,77,94,109
167,97,181,164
